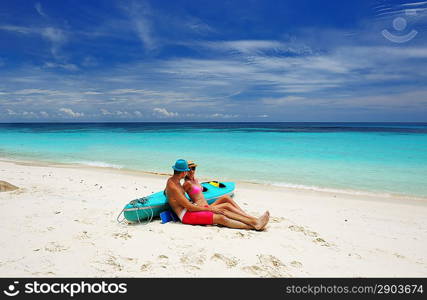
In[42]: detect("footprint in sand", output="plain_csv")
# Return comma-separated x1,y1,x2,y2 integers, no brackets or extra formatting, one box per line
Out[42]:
112,232,132,240
242,254,290,277
180,254,203,271
140,263,152,272
312,237,332,247
93,253,135,273
44,242,69,252
75,231,90,240
158,254,169,261
154,255,170,269
234,231,254,239
290,261,303,268
32,271,56,276
74,218,93,225
180,252,206,265
242,265,263,275
258,254,285,268
180,255,190,264
289,225,333,247
271,216,286,223
393,253,405,259
288,225,318,237
211,253,239,268
305,230,318,237
258,254,290,277
348,253,362,259
288,225,305,233
105,255,124,271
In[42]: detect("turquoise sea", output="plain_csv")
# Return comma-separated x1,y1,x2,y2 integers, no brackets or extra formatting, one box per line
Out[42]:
0,122,426,198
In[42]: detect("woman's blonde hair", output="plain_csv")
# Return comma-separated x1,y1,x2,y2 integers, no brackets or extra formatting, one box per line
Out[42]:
187,161,198,168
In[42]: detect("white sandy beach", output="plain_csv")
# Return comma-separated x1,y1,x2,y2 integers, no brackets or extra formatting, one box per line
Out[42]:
0,158,426,277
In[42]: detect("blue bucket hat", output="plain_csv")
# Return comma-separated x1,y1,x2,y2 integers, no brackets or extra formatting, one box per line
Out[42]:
172,159,190,172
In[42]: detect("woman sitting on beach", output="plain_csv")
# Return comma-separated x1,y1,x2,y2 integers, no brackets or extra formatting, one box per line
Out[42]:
183,161,265,223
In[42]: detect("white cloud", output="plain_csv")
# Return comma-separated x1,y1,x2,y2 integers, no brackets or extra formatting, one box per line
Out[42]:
101,109,135,117
14,89,58,95
3,109,45,118
59,108,84,117
134,110,143,116
210,113,239,118
41,27,66,44
400,1,427,6
0,25,32,34
6,109,17,115
184,17,215,35
115,111,129,116
201,40,313,56
44,62,78,71
0,25,67,59
11,88,77,98
1,29,426,122
35,2,47,17
153,107,178,117
100,109,112,115
262,96,305,105
83,91,103,95
121,1,156,50
110,89,147,94
22,111,37,117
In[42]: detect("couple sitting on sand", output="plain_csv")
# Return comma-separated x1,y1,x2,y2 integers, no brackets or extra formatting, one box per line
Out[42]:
165,159,270,231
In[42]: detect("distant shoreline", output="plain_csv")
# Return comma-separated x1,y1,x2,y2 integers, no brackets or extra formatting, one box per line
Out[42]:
1,155,426,203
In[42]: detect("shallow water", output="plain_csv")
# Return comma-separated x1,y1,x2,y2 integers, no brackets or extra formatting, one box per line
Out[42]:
0,122,426,197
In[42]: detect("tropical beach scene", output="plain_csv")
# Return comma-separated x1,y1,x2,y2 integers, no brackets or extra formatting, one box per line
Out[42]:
1,0,427,278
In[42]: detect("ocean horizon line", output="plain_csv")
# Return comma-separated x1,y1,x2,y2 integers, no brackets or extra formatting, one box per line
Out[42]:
1,121,427,124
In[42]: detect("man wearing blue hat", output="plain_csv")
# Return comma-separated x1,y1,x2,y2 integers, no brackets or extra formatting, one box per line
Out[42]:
165,159,269,230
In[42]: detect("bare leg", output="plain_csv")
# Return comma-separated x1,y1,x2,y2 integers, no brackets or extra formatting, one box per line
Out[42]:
213,195,252,218
214,203,258,223
213,214,253,230
220,209,270,231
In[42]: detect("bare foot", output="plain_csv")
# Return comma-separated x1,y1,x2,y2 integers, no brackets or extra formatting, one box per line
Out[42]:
260,211,270,230
254,211,270,231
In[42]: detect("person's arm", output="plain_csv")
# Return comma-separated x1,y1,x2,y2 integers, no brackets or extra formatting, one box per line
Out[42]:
183,181,192,194
169,184,222,213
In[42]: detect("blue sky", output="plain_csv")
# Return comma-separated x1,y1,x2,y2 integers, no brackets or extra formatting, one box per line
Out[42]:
0,0,427,122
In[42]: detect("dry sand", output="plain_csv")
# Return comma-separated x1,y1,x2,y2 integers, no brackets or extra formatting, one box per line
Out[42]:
0,158,426,277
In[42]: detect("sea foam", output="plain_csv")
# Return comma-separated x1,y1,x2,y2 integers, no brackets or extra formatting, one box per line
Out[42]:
74,161,123,169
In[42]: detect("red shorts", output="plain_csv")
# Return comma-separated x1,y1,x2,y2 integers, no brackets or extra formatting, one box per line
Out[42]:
182,210,214,225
